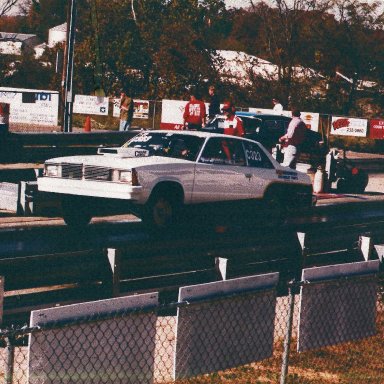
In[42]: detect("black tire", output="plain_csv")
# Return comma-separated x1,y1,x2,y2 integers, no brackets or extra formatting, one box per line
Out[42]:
142,189,182,231
61,196,92,228
264,191,287,225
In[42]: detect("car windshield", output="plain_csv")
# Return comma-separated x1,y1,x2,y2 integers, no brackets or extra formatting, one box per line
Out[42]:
123,132,205,161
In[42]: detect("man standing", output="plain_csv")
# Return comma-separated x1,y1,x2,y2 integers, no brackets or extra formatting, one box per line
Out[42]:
272,98,283,115
183,90,206,130
221,101,245,137
279,108,307,169
119,90,134,131
207,85,220,120
0,103,10,134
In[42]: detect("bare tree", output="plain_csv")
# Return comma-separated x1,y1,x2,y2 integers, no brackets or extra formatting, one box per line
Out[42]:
0,0,23,17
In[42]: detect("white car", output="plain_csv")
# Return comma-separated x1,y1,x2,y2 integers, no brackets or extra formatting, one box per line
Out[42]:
37,130,315,229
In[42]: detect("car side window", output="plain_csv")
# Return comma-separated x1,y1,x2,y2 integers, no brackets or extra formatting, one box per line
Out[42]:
199,138,246,166
265,119,285,132
243,141,274,169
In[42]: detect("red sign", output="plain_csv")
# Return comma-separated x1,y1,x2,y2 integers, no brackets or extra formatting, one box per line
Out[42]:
369,119,384,139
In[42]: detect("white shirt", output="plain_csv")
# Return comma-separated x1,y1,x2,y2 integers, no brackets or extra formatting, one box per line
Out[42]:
273,103,283,115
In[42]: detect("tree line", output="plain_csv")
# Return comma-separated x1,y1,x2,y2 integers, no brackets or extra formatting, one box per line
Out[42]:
0,0,383,116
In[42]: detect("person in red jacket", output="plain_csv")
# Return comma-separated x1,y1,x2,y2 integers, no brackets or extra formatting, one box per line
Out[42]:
221,101,245,137
183,90,206,130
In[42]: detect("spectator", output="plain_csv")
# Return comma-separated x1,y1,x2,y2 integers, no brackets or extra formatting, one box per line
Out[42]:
221,101,245,137
0,103,10,134
207,85,220,120
183,90,206,130
272,98,283,115
119,90,134,131
279,108,307,169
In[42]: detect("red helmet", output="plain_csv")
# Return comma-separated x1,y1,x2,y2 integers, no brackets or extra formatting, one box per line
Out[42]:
221,101,235,113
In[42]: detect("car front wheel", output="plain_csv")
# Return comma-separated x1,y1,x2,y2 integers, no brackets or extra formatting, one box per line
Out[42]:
61,196,92,228
142,190,182,231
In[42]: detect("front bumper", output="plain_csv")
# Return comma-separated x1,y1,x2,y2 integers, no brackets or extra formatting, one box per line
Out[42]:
37,177,143,201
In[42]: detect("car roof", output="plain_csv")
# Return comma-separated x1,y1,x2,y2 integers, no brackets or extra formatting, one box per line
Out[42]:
147,129,226,139
236,111,291,120
144,130,265,145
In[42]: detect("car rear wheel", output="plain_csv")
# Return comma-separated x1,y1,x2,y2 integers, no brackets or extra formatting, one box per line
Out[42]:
264,192,287,225
62,196,92,228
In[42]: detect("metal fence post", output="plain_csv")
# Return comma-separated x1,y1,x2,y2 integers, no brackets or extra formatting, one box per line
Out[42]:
4,336,15,384
280,281,296,384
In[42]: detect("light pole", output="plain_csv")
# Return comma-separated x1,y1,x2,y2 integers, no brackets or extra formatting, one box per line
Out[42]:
63,0,77,132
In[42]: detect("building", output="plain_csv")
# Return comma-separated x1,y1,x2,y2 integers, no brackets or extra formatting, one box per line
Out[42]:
48,23,66,48
0,32,41,56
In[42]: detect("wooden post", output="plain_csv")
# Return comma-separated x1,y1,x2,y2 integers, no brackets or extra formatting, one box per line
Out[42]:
215,257,227,281
359,236,373,261
107,248,121,297
0,276,4,325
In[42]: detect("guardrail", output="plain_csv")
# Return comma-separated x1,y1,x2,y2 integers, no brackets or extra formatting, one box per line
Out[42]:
1,222,383,326
0,131,138,163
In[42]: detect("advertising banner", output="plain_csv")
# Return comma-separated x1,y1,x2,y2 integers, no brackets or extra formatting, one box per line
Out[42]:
331,116,368,137
112,98,150,119
0,87,59,126
73,95,109,116
301,112,320,132
160,99,189,130
369,119,384,140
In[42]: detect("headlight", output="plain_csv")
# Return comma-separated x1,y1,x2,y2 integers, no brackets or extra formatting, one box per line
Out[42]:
45,164,61,177
119,170,133,183
111,169,132,183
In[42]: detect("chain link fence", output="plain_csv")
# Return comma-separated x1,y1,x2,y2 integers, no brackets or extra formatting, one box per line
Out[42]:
1,270,383,384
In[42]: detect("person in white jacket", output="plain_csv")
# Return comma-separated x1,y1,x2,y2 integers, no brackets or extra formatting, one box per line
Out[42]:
272,98,283,114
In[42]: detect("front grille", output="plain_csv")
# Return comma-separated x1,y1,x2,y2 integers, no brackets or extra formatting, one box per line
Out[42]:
84,165,112,181
62,163,83,179
60,163,112,181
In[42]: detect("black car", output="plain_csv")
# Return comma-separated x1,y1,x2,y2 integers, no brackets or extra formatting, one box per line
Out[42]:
204,112,323,153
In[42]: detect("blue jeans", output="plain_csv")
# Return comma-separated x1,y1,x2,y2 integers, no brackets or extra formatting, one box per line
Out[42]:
119,120,131,131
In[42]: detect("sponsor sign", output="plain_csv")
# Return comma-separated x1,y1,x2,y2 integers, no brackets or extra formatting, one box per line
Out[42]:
301,111,320,132
369,119,384,140
113,98,149,119
73,95,109,115
160,99,189,130
0,87,59,126
160,99,209,130
330,116,368,137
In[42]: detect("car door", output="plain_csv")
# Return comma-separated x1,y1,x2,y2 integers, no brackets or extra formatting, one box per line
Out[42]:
242,140,278,198
192,137,250,203
260,118,289,150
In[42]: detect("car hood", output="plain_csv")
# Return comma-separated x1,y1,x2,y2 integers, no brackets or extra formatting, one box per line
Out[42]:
44,154,192,168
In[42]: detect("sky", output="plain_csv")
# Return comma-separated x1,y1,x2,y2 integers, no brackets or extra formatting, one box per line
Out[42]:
225,0,252,7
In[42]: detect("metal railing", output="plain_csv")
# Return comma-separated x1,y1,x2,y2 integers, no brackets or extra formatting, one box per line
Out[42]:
1,271,383,384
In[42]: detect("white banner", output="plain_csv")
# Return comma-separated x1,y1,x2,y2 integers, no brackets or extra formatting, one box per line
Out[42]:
160,99,188,130
112,98,150,119
0,87,59,126
331,116,368,137
73,95,109,115
301,111,320,132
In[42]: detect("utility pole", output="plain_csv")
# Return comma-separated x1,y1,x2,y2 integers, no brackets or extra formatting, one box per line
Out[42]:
63,0,77,132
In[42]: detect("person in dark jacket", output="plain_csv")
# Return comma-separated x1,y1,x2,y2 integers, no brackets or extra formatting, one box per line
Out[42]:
208,85,220,120
119,90,134,131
